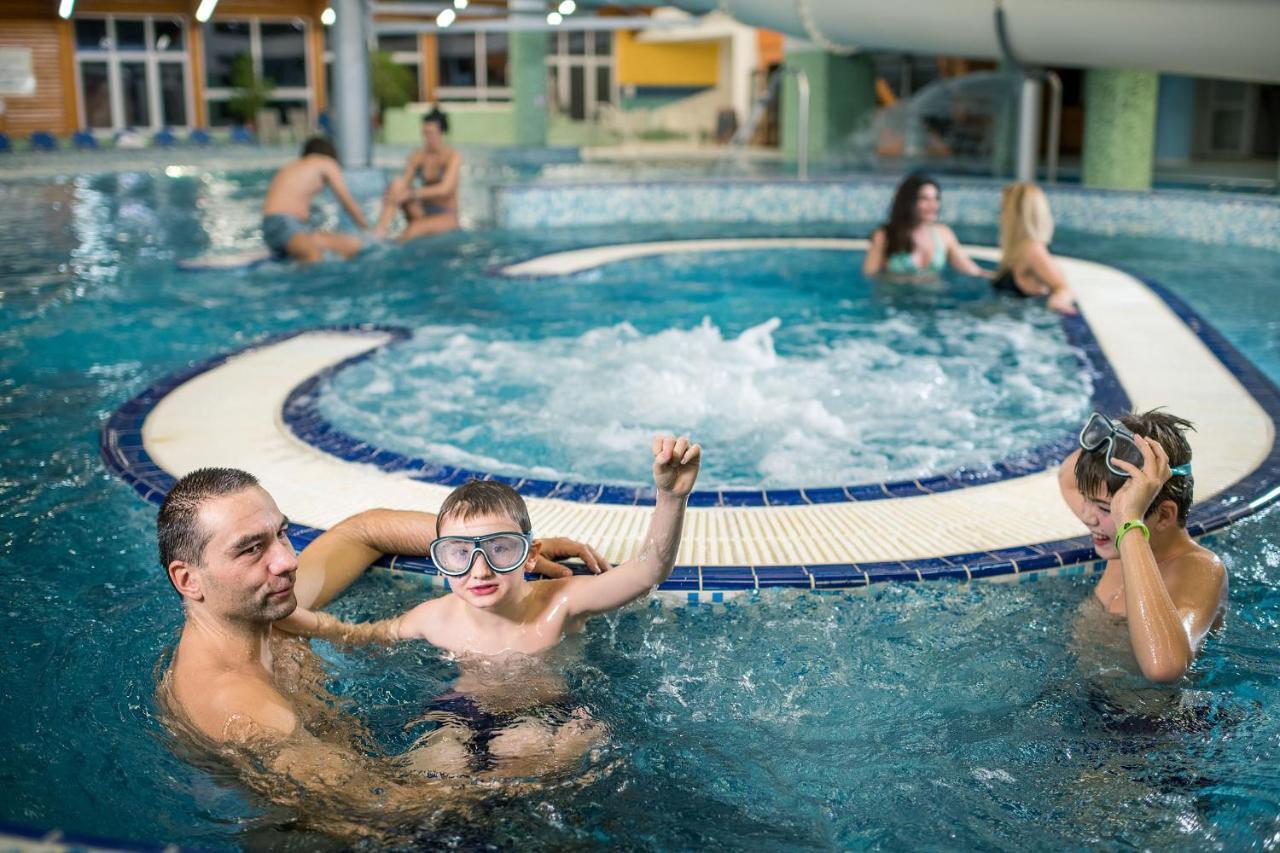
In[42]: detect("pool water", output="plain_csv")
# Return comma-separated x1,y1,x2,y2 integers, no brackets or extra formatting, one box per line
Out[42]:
1,168,1279,849
318,248,1087,488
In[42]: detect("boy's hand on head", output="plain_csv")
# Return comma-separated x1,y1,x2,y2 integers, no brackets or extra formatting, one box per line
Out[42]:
652,435,701,498
1108,435,1171,523
534,537,612,576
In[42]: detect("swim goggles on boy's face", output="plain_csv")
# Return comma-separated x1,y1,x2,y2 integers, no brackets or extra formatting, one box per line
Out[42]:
428,532,532,577
1078,412,1192,478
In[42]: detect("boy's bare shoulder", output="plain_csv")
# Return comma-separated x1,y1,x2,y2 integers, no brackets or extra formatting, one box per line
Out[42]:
1164,543,1227,603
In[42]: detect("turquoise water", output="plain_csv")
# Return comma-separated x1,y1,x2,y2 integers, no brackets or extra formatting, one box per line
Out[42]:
0,168,1279,849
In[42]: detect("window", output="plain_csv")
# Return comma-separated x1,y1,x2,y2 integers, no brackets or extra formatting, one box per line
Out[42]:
73,17,193,131
546,30,614,121
202,18,313,127
435,32,510,102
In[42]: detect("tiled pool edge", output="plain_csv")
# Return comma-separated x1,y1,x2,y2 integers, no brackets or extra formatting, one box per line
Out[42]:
101,281,1280,593
494,177,1280,252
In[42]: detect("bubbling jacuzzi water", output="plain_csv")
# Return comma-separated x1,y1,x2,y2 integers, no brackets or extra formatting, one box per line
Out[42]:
319,249,1089,488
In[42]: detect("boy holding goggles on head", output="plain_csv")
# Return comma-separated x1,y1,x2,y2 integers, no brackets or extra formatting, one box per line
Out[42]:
1058,410,1227,683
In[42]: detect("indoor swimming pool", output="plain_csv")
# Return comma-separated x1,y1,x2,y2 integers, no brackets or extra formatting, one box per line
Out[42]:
2,165,1279,848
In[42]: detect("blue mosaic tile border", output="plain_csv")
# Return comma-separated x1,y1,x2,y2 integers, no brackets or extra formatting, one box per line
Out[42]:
495,176,1280,251
277,310,1126,508
101,283,1280,590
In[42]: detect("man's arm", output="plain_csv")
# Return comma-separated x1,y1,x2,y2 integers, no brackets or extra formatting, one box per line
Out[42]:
415,151,462,203
323,160,370,230
213,684,473,833
561,436,700,617
293,508,611,610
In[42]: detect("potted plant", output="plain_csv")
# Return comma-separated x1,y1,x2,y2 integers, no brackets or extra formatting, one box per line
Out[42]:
226,52,275,127
370,49,415,128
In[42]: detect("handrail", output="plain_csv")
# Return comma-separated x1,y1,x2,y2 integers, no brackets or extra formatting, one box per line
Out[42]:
727,64,811,180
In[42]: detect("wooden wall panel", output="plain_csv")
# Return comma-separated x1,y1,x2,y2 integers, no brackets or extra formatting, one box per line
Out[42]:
0,20,76,136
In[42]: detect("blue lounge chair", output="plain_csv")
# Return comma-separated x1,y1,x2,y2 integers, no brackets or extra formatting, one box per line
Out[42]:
0,133,10,153
230,124,256,144
188,128,212,146
72,130,98,149
153,128,178,147
30,131,57,151
317,111,333,136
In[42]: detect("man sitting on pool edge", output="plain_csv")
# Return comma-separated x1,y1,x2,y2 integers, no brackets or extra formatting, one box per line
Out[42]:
155,467,607,824
1058,410,1227,682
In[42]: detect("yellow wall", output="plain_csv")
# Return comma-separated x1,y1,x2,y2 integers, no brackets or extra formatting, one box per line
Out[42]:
615,30,718,88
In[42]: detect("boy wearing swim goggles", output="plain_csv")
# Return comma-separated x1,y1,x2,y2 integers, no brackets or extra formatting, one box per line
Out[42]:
1057,410,1226,683
284,435,699,652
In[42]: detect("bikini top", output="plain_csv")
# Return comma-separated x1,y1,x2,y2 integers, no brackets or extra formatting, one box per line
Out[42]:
884,226,946,275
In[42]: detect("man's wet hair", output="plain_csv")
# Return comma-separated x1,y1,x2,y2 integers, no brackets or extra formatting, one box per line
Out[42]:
436,480,530,536
158,468,261,573
1075,410,1195,525
302,135,337,159
422,107,449,133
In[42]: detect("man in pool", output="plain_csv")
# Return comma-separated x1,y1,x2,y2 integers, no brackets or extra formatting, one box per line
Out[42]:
278,435,701,771
372,108,461,242
1057,410,1227,682
262,136,370,263
156,468,606,822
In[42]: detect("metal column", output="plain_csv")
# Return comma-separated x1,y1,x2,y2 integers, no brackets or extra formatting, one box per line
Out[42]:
332,0,372,168
1014,75,1042,182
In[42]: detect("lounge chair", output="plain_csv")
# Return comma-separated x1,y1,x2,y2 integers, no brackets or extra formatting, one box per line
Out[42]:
72,130,98,149
230,124,257,144
153,128,178,147
30,131,57,151
188,128,212,146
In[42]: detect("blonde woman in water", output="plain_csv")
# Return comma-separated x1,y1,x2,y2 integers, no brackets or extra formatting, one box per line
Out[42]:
994,182,1078,315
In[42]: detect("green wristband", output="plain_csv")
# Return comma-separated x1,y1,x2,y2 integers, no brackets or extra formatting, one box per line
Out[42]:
1115,519,1150,548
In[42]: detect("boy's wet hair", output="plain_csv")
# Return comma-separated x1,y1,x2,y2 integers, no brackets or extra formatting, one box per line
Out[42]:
302,136,337,159
436,480,530,536
422,107,449,133
1075,410,1195,525
158,467,261,576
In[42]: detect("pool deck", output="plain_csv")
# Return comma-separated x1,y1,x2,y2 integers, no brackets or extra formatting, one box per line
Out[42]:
102,240,1280,595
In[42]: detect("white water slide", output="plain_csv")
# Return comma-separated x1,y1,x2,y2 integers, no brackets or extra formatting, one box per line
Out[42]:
701,0,1279,83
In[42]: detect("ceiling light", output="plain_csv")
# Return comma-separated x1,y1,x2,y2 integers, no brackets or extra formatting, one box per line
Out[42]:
57,0,74,19
557,0,576,14
320,7,336,25
194,0,219,23
436,8,456,26
546,11,562,25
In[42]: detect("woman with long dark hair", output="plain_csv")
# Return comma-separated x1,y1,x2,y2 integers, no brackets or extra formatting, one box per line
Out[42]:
862,173,989,280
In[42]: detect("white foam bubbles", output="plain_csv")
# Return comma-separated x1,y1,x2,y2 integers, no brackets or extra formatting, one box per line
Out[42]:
321,313,1090,489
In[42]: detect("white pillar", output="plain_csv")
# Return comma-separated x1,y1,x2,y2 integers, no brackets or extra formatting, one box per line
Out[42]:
333,0,371,168
1015,76,1042,182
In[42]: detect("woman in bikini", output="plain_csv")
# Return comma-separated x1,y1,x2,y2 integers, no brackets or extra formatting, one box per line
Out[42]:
862,173,990,281
993,182,1077,314
374,107,461,242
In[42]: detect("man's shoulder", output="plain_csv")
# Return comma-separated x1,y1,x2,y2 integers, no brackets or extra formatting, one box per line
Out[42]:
170,663,297,742
213,672,298,739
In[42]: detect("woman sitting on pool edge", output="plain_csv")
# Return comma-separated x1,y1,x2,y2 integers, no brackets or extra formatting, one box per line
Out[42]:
862,173,991,281
994,182,1078,314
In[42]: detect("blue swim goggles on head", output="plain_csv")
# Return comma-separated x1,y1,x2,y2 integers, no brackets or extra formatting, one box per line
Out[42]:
1078,412,1192,479
429,532,533,577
